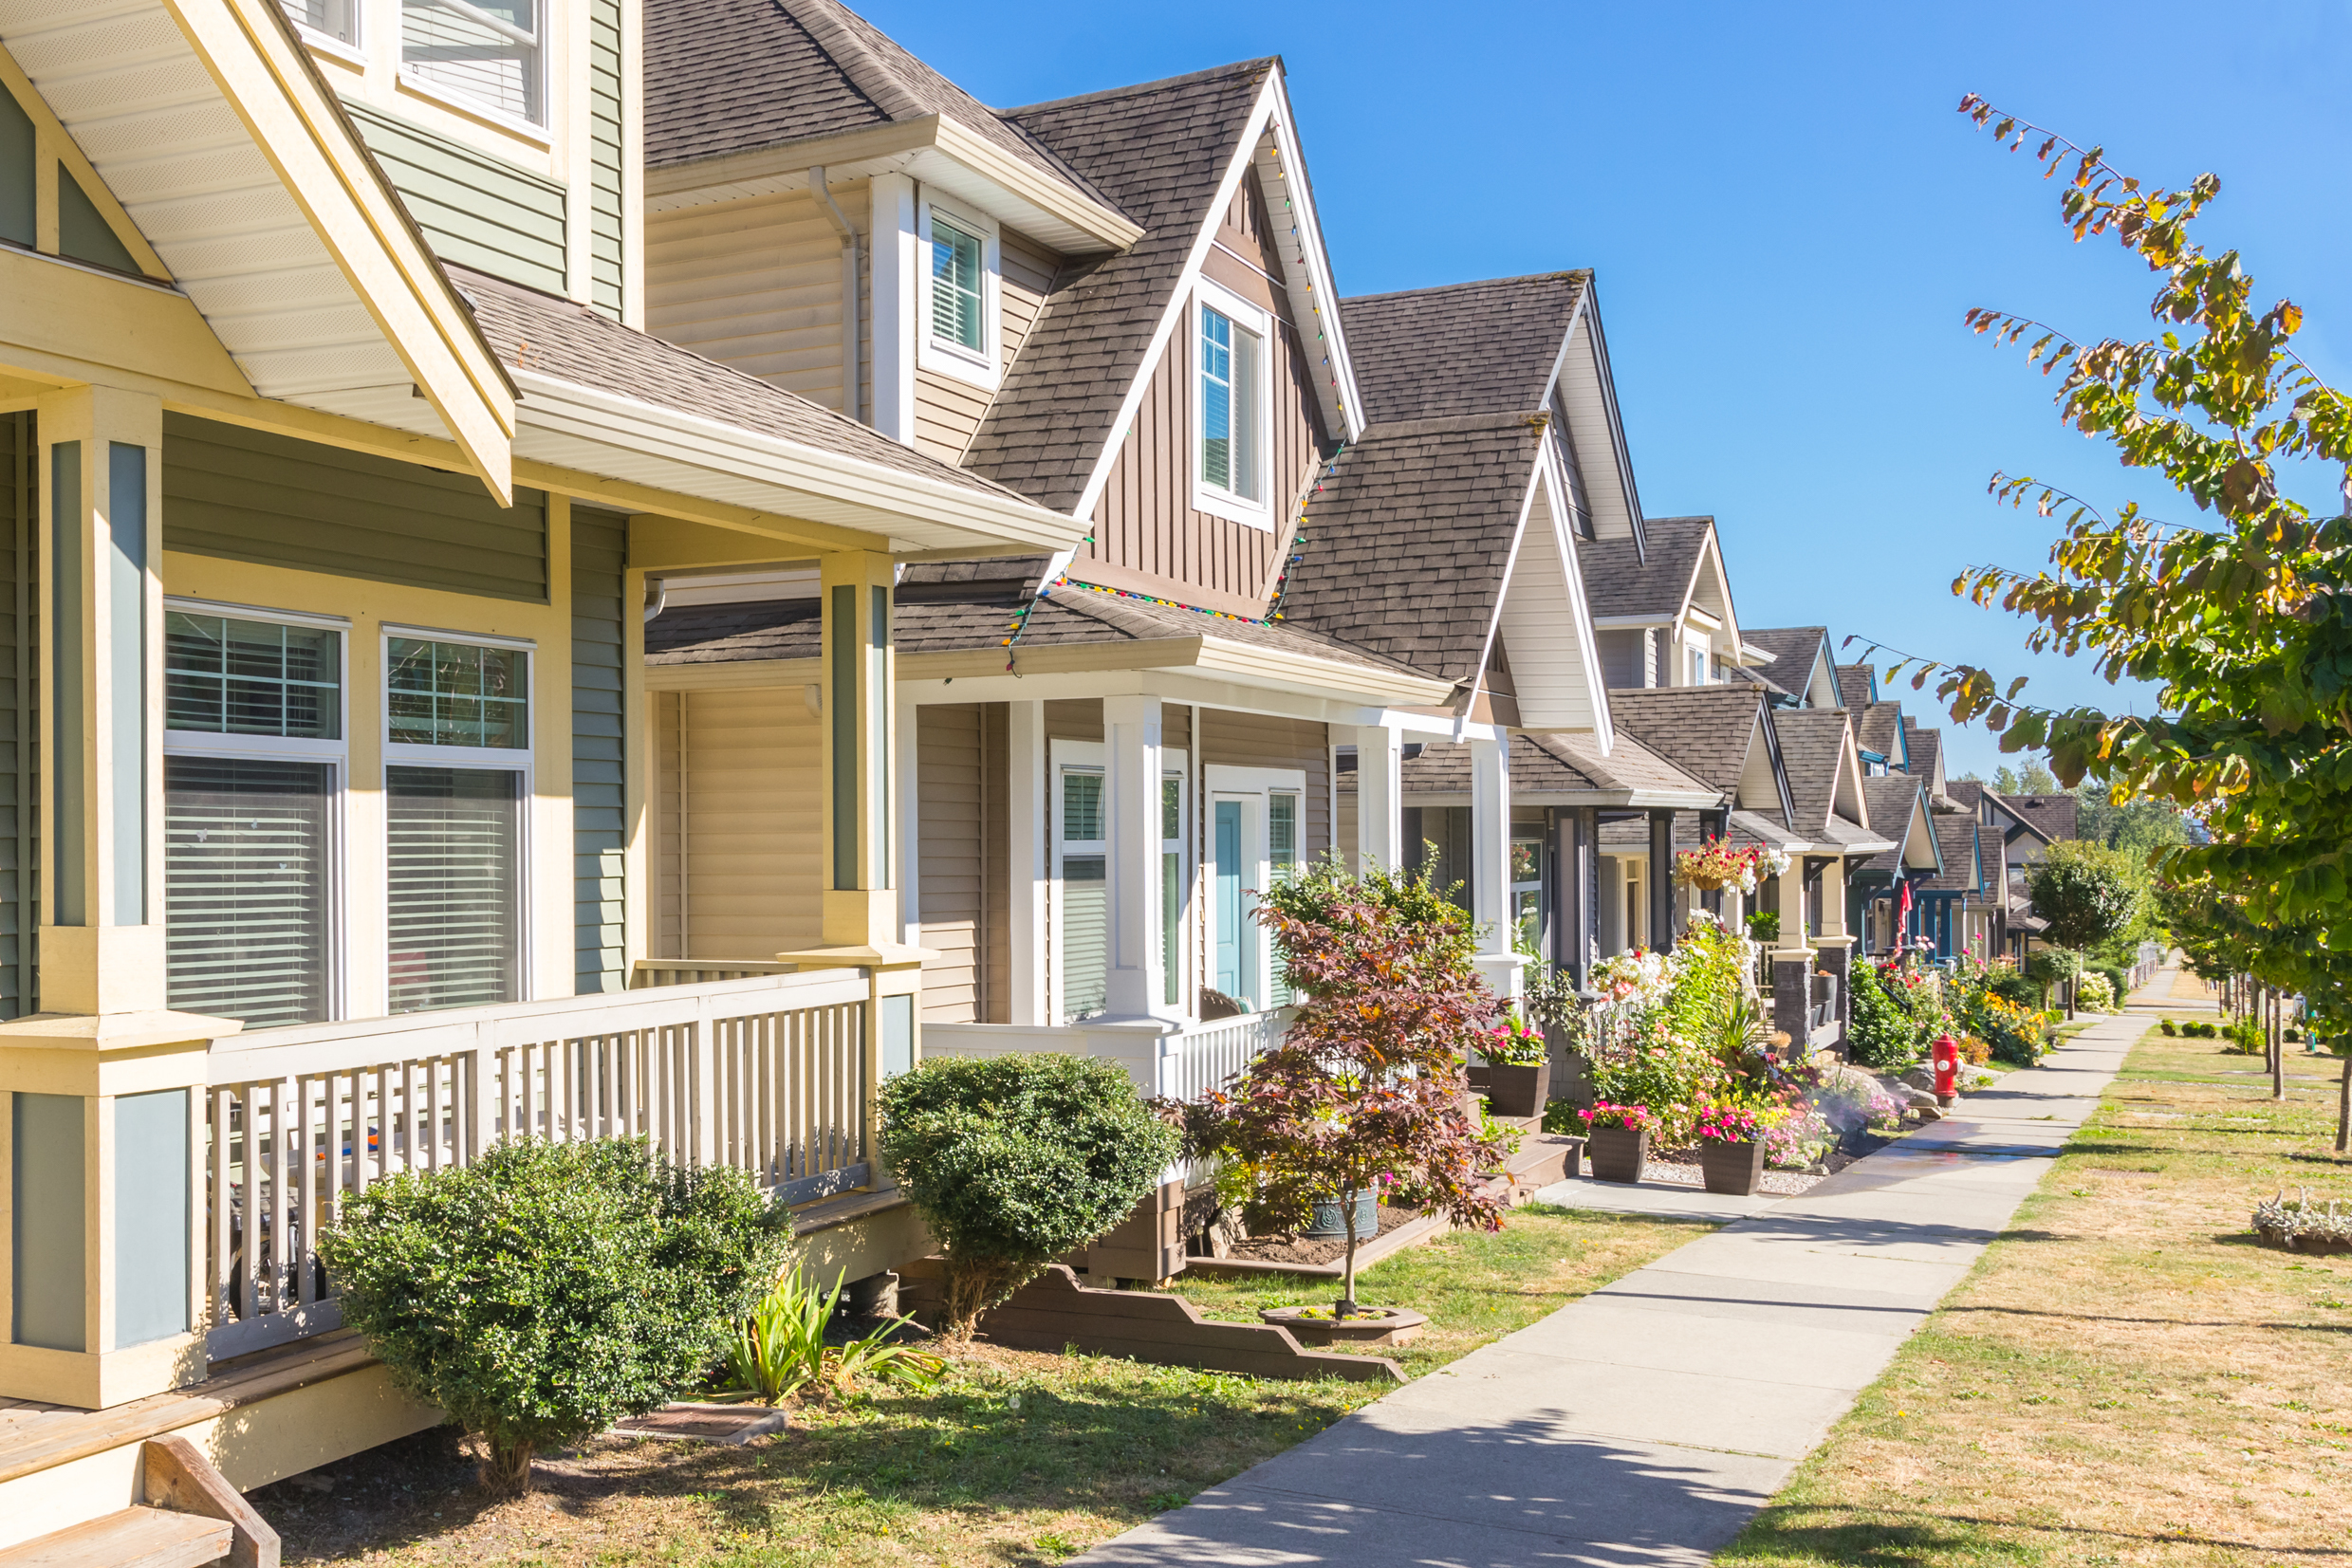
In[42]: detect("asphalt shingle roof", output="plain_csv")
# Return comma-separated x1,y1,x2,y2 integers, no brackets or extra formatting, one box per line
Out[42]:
1741,626,1827,692
1338,273,1586,424
2000,792,2080,841
1277,413,1543,685
451,265,1022,501
1860,774,1933,876
643,0,1108,207
958,61,1274,512
1834,661,1878,709
1602,685,1769,799
1856,700,1907,760
1395,732,1715,801
1902,719,1944,791
1923,814,1984,894
1579,516,1711,620
1771,708,1856,836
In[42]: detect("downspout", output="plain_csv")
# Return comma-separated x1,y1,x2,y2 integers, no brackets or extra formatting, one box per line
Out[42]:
811,166,861,423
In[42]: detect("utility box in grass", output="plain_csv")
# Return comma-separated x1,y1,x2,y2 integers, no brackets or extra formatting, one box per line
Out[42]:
1087,1179,1187,1283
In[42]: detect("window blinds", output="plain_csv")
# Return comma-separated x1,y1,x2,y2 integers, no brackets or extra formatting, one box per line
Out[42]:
388,766,520,1013
165,756,332,1027
930,217,984,351
1059,766,1106,1022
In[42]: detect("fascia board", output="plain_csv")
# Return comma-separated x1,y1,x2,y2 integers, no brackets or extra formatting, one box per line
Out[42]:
645,119,936,209
644,656,821,691
1193,636,1455,705
169,0,517,501
510,369,1087,554
1254,72,1361,441
928,116,1140,250
1591,613,1674,630
1683,603,1723,632
1069,75,1287,525
1755,700,1798,824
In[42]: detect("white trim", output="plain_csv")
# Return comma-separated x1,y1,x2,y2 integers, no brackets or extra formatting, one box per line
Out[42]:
166,595,350,631
916,194,1002,393
1049,739,1108,1025
380,621,537,652
1189,274,1276,530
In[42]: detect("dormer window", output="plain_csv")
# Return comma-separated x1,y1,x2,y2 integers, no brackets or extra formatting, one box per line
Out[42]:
401,0,544,127
917,200,1000,389
1194,280,1271,527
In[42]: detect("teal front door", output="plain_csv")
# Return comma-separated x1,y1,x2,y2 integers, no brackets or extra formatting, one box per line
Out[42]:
1213,801,1251,1004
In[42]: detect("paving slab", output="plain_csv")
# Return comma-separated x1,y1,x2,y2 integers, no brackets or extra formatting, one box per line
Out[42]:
1073,1006,2152,1568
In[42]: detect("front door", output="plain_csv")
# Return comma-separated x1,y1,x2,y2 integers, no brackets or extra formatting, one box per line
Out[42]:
1213,800,1251,1005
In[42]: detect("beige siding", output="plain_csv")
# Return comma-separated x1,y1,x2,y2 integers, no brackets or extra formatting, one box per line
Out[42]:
654,687,824,960
1082,169,1329,617
917,704,986,1023
981,704,1010,1023
646,185,872,415
910,227,1061,465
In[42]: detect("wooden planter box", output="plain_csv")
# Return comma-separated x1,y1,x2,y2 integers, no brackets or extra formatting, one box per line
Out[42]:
1700,1139,1767,1196
1483,1060,1550,1118
1585,1125,1648,1185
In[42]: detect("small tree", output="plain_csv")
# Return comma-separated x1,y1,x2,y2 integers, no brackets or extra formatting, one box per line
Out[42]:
2029,840,2142,953
1182,864,1509,1315
318,1137,787,1492
877,1053,1177,1340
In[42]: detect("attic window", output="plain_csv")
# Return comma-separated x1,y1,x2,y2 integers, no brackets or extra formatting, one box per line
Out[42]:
930,216,983,353
401,0,544,127
917,201,999,390
282,0,359,46
1195,286,1269,525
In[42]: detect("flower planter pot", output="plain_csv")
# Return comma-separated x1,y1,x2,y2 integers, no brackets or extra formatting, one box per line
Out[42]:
1585,1125,1648,1184
1700,1139,1768,1196
1259,1305,1428,1348
1305,1191,1378,1240
1483,1060,1551,1118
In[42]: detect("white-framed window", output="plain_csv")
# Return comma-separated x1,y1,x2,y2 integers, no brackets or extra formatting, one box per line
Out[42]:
1161,758,1189,1010
917,199,1000,391
399,0,545,128
1686,643,1709,686
382,629,532,1014
163,601,350,1029
1511,829,1545,956
281,0,361,49
1193,278,1272,528
1204,765,1306,1012
1051,743,1107,1024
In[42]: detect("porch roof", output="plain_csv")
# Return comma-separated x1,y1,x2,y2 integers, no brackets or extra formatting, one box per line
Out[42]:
1773,707,1865,838
1603,684,1772,798
1860,774,1943,876
1393,732,1718,809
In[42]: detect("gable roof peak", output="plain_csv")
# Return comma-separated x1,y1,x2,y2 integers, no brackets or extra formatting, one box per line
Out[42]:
998,55,1281,118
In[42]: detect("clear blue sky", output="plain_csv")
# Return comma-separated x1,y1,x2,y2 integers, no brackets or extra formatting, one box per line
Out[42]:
859,0,2352,779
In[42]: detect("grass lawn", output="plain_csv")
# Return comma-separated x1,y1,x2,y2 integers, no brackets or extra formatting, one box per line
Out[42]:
1720,1018,2352,1568
255,1205,1703,1566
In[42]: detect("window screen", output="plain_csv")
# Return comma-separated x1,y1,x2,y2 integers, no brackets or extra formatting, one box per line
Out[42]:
167,613,340,739
930,215,984,352
388,766,520,1013
1200,304,1263,502
388,637,528,748
401,0,542,125
166,756,333,1028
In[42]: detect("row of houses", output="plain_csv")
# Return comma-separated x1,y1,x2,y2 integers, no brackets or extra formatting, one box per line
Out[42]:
0,0,2092,1533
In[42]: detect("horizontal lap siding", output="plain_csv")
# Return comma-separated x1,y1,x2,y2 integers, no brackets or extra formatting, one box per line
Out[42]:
344,102,567,297
912,226,1057,464
160,414,546,601
572,507,626,993
0,414,28,1018
1202,710,1330,856
647,187,868,414
656,687,824,960
917,705,984,1023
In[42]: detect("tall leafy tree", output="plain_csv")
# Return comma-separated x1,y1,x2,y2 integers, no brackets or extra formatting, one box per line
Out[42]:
2029,840,2142,952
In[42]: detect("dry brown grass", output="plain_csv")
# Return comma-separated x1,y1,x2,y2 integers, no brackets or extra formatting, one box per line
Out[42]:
1723,1024,2352,1568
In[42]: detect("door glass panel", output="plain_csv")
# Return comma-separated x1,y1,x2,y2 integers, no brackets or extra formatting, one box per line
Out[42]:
1213,802,1252,1006
1268,793,1297,1005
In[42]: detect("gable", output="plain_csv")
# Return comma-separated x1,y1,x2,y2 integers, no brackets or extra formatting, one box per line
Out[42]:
1736,708,1786,822
1491,463,1609,739
1550,297,1640,542
0,47,164,278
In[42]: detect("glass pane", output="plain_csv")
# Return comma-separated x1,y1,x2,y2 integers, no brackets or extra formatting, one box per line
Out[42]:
1161,775,1181,842
1061,768,1103,843
1511,837,1542,884
279,0,357,44
930,219,984,352
1061,854,1107,1022
166,756,332,1027
401,0,542,124
1162,847,1181,1007
163,613,340,739
1200,306,1232,490
1231,320,1262,502
387,766,520,1013
384,638,528,750
1269,794,1297,1005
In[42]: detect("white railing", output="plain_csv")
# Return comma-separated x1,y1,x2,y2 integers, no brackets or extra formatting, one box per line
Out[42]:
630,958,801,987
201,969,873,1359
925,1009,1287,1104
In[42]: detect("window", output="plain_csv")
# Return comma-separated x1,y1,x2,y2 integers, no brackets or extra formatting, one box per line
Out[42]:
1057,765,1107,1023
163,610,345,1029
929,214,984,353
1161,772,1185,1009
401,0,543,127
384,632,530,1013
1688,645,1709,686
1198,303,1264,507
1267,792,1298,1005
1511,831,1545,956
282,0,359,46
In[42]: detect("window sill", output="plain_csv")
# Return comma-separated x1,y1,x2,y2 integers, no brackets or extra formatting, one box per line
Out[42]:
918,336,1000,393
393,70,554,151
1193,486,1276,532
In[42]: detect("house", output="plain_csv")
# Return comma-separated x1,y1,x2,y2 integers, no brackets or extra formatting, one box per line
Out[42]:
0,0,1101,1534
1853,774,1943,954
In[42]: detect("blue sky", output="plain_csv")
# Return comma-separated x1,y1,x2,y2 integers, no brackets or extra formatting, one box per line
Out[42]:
858,0,2352,779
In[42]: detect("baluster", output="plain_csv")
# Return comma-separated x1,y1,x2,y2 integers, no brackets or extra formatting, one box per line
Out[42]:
213,1088,236,1329
296,1074,318,1307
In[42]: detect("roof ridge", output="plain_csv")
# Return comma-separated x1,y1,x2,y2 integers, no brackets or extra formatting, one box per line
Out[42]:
1340,269,1589,306
999,56,1276,118
1358,411,1549,440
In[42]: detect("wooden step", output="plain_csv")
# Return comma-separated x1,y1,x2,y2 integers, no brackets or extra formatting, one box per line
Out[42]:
0,1505,232,1568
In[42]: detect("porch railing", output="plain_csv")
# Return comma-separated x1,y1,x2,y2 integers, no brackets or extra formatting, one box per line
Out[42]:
922,1009,1287,1105
201,969,873,1360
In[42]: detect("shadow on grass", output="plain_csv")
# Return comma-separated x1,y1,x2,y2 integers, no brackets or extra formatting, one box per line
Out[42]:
1943,1300,2352,1333
1725,1503,2348,1563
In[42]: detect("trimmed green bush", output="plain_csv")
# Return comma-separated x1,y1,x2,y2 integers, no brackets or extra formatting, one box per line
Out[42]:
318,1137,787,1491
878,1053,1178,1339
2160,1017,2178,1037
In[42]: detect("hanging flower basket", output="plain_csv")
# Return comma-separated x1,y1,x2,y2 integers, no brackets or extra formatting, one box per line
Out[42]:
1675,839,1767,894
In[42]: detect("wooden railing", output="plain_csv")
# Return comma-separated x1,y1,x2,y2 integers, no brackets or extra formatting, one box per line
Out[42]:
630,958,801,987
923,1010,1286,1104
200,970,873,1359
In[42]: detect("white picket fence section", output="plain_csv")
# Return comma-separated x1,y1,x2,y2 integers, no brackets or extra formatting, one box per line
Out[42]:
201,970,872,1359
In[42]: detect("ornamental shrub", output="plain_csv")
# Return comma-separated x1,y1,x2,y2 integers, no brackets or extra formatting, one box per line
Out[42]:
317,1137,787,1492
2075,971,2117,1013
1848,961,1927,1071
878,1053,1177,1339
2160,1017,2178,1036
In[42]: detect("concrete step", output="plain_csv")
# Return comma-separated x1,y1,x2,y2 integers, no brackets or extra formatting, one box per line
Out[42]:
0,1506,231,1568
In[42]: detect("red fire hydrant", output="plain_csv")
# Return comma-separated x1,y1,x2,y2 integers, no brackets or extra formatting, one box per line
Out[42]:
1932,1033,1959,1106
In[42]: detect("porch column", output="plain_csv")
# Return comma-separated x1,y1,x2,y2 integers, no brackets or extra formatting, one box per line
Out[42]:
1468,734,1520,998
1006,700,1047,1024
1647,810,1675,952
818,551,898,949
1343,724,1402,873
1102,695,1176,1020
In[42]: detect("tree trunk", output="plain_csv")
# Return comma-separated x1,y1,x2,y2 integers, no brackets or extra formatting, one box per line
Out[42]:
1337,1179,1361,1317
2337,1053,2349,1154
2271,989,2287,1101
483,1437,534,1495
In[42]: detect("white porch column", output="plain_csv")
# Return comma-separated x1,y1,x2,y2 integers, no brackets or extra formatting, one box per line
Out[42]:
1344,723,1401,874
1102,694,1176,1020
1468,733,1521,999
866,173,918,444
1007,699,1048,1024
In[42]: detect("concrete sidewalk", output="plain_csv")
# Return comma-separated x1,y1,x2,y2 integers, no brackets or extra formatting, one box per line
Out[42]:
1076,1013,2149,1568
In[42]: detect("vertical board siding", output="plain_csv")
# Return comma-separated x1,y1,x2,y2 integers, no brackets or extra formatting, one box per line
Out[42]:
160,414,547,602
1083,176,1327,614
982,702,1009,1023
343,101,568,297
916,704,984,1022
1201,710,1330,855
656,686,824,959
0,414,32,1018
587,0,625,315
646,186,869,415
571,507,626,992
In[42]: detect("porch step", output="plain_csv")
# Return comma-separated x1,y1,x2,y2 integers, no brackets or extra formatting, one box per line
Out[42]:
0,1505,231,1568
